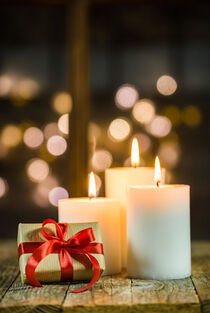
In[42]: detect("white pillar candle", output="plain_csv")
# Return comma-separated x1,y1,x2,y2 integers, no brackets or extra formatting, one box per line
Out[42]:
58,173,122,275
105,139,165,268
127,158,191,280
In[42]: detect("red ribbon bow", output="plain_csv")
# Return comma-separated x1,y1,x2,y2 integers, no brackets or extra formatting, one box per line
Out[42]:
18,219,104,293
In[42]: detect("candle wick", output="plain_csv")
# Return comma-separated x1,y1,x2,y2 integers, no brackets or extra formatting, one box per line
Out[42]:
156,180,160,188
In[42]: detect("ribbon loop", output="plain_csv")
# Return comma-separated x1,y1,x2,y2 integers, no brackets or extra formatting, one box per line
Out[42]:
19,219,104,293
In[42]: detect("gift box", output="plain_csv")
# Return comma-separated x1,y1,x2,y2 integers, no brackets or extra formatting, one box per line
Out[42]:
17,220,105,287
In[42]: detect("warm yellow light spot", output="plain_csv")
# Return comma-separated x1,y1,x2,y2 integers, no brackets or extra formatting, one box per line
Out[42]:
58,113,69,135
43,122,59,140
115,84,139,110
0,177,8,198
0,75,13,97
163,105,181,126
132,99,155,124
1,125,22,147
11,79,39,103
156,75,177,96
53,92,72,115
131,137,140,167
154,156,161,187
26,158,49,183
91,149,113,172
108,118,131,142
88,172,96,198
23,127,44,149
182,105,202,127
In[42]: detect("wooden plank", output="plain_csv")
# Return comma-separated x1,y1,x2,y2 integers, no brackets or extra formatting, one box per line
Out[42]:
0,258,19,303
0,274,70,313
67,0,90,197
63,272,200,313
191,241,210,313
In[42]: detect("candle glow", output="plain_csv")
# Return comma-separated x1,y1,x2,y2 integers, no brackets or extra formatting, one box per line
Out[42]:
89,172,96,198
131,138,140,167
154,156,161,187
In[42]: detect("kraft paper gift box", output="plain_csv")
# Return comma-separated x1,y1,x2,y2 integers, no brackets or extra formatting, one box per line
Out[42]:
17,221,105,284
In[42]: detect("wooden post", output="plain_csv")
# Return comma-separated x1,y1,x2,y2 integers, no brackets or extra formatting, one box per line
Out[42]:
67,0,90,196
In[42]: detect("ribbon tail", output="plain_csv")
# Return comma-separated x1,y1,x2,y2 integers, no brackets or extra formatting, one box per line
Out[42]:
25,240,56,287
70,253,101,293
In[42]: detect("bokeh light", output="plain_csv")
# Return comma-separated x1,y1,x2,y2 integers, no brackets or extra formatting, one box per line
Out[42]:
49,187,69,207
47,135,67,156
37,176,58,199
43,122,60,140
132,99,155,124
163,105,181,126
0,75,13,97
57,114,69,135
146,116,172,137
156,75,177,96
32,189,49,208
158,142,181,168
108,118,131,142
0,140,8,159
11,79,39,101
53,92,72,114
26,158,49,182
182,105,202,127
115,84,139,110
131,133,152,153
23,127,44,149
0,177,8,198
91,149,113,172
1,124,22,147
88,122,101,141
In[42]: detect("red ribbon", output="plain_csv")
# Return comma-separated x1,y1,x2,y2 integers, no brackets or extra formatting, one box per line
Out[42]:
18,219,104,293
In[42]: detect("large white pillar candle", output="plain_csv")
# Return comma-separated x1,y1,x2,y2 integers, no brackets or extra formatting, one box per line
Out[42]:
127,158,191,279
105,139,165,268
58,173,122,275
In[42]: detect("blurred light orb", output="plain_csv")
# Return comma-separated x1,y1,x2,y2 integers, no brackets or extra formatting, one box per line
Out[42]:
27,158,49,182
32,189,49,208
92,150,113,172
53,92,72,114
0,177,8,198
43,122,59,140
49,187,69,207
37,176,58,199
88,122,101,141
182,105,202,127
12,79,39,100
163,105,181,126
147,116,172,137
47,135,67,156
131,133,152,153
0,140,8,159
108,118,131,142
23,127,44,149
158,142,180,168
1,124,22,147
0,75,13,97
58,114,69,135
132,99,155,124
115,84,139,110
156,75,177,96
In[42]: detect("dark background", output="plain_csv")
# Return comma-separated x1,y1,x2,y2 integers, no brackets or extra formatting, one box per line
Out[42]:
0,2,209,239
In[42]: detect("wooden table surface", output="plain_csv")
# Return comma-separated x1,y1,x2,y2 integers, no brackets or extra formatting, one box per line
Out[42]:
0,241,210,313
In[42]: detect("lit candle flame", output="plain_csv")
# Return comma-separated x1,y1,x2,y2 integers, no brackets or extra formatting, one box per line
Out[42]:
154,156,161,187
131,137,140,168
88,172,96,199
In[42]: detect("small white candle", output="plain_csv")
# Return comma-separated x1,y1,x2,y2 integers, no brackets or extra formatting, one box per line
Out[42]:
105,139,165,268
58,172,122,275
127,157,191,280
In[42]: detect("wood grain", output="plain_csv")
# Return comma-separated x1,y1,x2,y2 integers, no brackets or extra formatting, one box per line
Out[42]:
191,241,210,313
1,241,210,313
0,274,70,313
